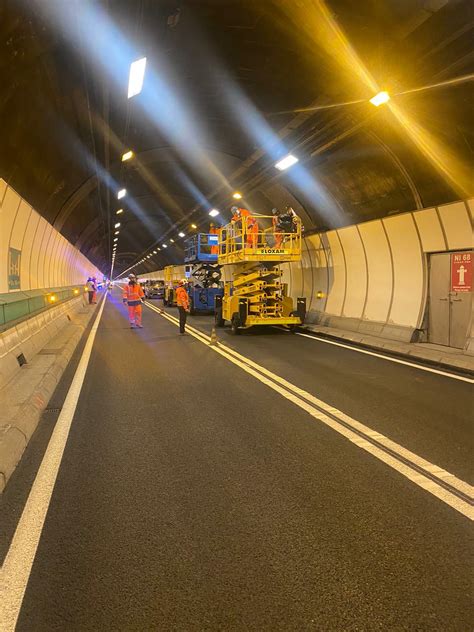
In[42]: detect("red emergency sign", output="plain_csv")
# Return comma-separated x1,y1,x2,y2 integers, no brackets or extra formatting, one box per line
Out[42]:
451,252,472,293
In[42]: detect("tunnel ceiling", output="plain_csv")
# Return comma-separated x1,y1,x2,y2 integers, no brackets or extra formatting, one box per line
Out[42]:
1,0,473,275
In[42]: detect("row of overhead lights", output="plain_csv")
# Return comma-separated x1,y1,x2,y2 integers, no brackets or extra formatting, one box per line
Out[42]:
110,56,148,276
115,76,391,275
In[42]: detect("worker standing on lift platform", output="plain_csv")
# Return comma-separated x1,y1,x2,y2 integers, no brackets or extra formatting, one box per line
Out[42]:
122,273,145,328
231,206,258,249
176,279,190,334
209,222,219,255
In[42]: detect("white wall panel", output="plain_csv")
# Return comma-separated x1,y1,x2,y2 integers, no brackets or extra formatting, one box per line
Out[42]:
30,217,48,290
337,226,367,318
324,231,345,316
37,223,53,289
383,214,424,327
50,231,62,287
10,200,31,250
437,201,472,250
21,210,40,291
467,199,474,221
358,220,392,323
414,207,446,252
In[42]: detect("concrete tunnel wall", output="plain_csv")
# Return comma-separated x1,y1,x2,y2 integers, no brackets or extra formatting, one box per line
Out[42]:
282,199,473,342
0,179,102,294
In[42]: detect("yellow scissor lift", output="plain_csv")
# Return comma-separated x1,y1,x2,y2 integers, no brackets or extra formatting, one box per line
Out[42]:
214,214,306,334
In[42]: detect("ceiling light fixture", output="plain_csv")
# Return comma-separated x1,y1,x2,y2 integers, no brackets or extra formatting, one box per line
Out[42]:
275,154,298,171
128,57,147,98
191,224,197,229
232,192,242,200
114,237,118,242
370,91,390,106
209,209,219,217
114,231,119,235
117,189,126,199
121,150,134,162
162,244,168,248
116,209,123,215
178,232,185,238
170,238,175,243
114,222,121,228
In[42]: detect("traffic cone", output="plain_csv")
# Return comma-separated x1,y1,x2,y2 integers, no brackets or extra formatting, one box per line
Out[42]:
209,327,218,346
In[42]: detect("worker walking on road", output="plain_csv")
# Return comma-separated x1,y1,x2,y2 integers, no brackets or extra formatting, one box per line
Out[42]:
122,273,145,328
176,279,190,334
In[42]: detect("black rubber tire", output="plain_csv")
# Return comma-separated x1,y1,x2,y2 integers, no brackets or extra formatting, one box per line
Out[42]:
215,309,225,328
231,313,241,335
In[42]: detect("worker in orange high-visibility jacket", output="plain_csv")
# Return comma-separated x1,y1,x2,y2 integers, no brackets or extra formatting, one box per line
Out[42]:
209,222,219,255
231,206,258,249
122,273,145,328
175,279,190,334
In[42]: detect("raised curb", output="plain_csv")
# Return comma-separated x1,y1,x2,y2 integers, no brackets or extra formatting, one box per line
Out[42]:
0,300,99,492
304,325,474,377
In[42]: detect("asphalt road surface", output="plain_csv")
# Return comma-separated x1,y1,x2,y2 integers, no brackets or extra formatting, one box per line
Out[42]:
1,289,472,631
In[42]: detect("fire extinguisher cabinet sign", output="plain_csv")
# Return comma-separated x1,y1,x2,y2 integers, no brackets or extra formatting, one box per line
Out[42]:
451,252,472,293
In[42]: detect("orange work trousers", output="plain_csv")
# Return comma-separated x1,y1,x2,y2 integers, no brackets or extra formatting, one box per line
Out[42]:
246,223,258,248
128,304,142,326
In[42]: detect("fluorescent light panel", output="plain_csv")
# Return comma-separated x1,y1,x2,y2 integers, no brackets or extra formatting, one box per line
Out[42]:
128,57,147,98
275,154,298,171
209,209,219,217
117,189,126,199
370,91,390,106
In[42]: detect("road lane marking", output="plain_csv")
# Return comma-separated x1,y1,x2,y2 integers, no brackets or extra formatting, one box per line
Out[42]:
0,296,107,632
296,332,474,384
146,302,474,519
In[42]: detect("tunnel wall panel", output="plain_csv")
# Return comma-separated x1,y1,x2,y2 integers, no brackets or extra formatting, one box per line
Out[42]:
324,231,345,316
413,208,447,252
337,226,367,319
0,179,101,293
437,201,472,250
382,214,424,328
358,220,392,324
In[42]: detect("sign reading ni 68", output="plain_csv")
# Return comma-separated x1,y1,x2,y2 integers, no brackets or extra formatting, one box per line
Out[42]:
451,251,472,293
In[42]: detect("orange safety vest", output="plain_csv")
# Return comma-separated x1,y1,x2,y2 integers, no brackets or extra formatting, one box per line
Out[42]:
231,208,256,227
176,285,189,309
122,283,144,305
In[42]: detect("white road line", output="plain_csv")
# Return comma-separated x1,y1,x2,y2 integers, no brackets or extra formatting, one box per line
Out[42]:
0,296,107,632
296,332,474,384
146,303,474,519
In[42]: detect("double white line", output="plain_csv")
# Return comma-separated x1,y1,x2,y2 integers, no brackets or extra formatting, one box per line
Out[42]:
146,301,474,520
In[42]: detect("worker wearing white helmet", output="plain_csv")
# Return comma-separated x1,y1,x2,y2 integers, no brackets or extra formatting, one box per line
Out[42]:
122,273,145,328
176,279,190,334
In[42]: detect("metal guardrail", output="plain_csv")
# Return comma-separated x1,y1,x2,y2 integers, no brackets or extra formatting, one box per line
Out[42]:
0,286,85,329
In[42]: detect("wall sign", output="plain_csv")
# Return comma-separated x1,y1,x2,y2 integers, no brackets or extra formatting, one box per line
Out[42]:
8,247,21,290
451,251,472,293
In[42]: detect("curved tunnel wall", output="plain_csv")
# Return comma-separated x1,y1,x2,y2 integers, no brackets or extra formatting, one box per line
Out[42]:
0,179,102,294
283,199,473,341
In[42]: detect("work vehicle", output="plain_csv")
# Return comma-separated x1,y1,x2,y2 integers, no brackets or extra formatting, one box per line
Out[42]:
184,233,223,314
214,213,306,334
145,283,164,300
